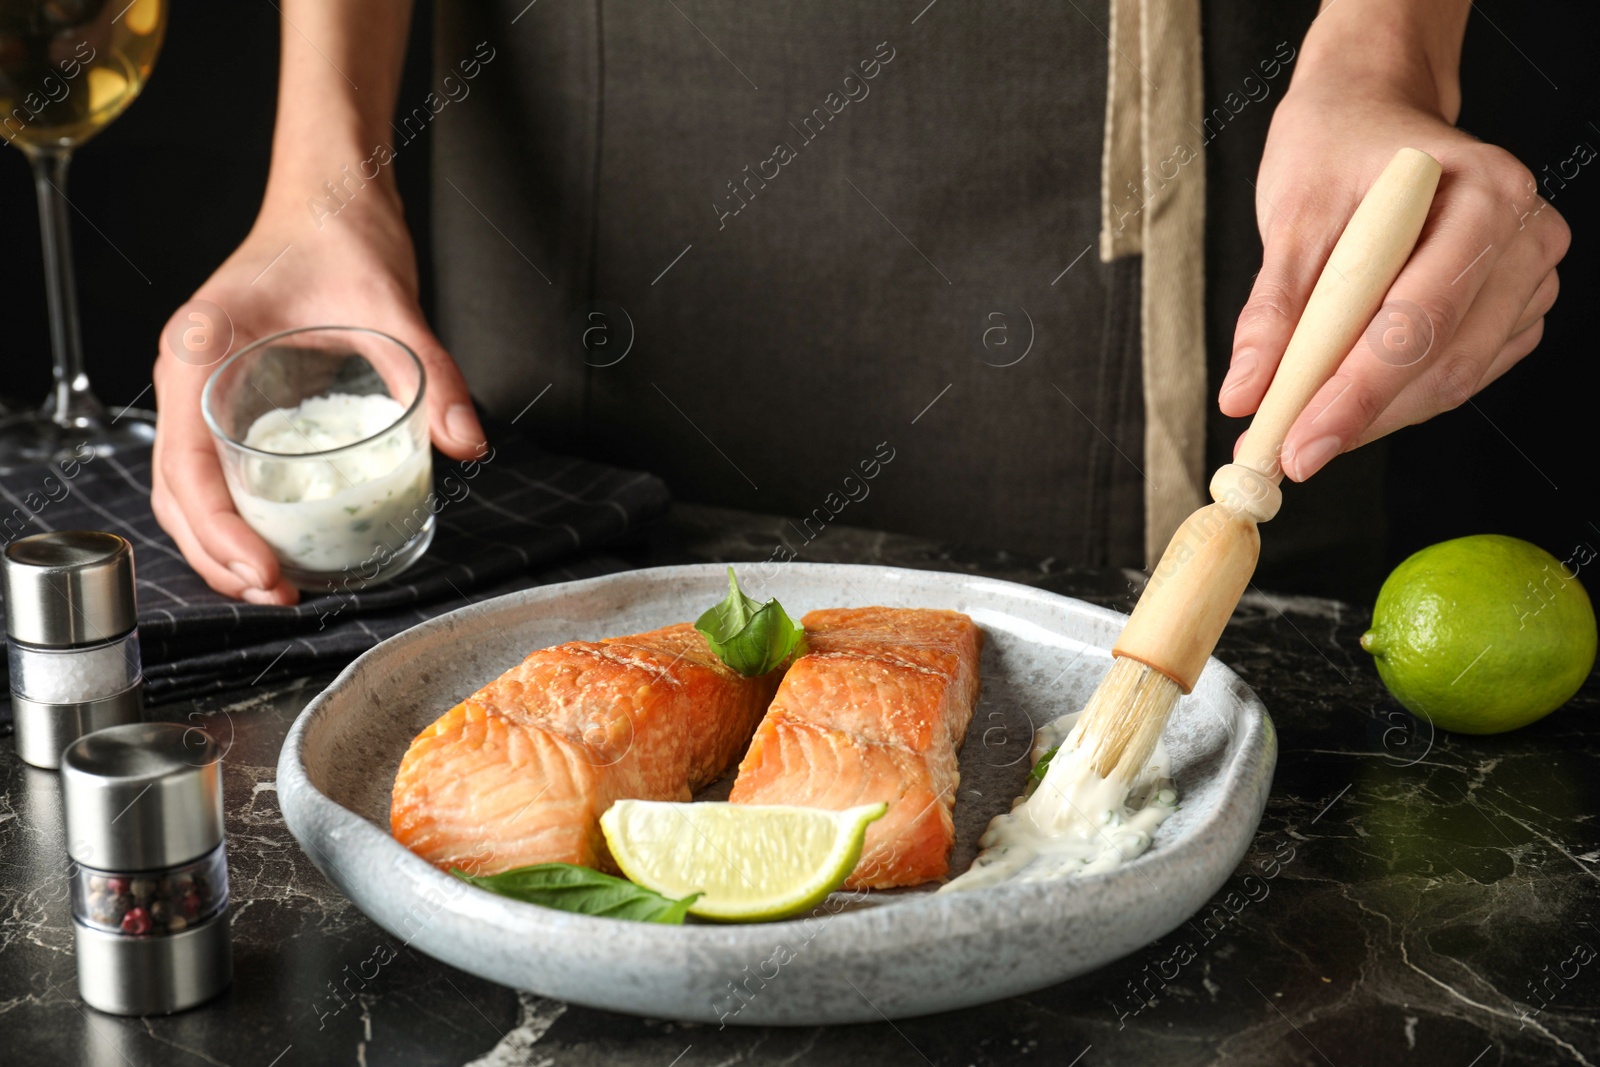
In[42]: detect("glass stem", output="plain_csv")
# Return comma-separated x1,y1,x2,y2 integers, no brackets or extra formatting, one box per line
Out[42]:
30,148,104,428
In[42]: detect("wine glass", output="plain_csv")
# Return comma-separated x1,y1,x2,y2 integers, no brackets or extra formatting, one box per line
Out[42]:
0,0,167,470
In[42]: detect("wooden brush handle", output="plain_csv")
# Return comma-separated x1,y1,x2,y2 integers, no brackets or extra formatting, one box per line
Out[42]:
1235,146,1443,482
1115,147,1442,691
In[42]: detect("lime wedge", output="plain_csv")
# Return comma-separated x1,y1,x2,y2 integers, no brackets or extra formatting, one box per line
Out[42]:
599,801,887,922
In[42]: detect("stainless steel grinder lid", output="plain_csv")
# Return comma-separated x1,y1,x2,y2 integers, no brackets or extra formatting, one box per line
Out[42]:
3,530,137,647
61,723,224,871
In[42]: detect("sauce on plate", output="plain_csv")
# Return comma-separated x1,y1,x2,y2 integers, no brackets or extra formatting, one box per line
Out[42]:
943,711,1178,890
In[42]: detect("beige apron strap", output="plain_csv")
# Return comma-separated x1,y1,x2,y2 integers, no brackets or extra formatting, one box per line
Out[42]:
1100,0,1144,262
1099,0,1208,567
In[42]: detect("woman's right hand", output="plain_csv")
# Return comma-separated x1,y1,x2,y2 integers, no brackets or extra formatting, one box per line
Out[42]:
152,185,487,604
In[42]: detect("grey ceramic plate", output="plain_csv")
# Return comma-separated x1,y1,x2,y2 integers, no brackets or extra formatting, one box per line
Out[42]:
278,563,1276,1024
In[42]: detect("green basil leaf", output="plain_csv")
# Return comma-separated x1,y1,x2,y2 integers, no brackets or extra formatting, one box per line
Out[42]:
1025,744,1061,796
450,863,701,924
694,567,805,676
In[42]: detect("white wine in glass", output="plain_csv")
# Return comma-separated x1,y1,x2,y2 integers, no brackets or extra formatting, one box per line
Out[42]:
0,0,166,469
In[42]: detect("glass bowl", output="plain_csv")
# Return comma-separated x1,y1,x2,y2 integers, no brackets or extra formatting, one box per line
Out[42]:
201,327,433,592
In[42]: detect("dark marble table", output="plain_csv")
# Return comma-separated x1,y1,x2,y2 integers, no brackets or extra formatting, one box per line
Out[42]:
1,504,1595,1066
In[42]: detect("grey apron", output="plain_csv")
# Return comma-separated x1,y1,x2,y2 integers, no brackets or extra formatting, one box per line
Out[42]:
430,0,1385,589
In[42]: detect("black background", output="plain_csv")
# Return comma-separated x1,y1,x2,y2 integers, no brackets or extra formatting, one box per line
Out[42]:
0,0,1592,603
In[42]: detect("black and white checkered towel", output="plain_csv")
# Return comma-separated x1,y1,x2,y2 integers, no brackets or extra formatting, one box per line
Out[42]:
0,425,669,707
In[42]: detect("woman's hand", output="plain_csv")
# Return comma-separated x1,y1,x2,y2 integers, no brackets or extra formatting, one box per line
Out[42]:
1220,3,1569,480
152,186,486,604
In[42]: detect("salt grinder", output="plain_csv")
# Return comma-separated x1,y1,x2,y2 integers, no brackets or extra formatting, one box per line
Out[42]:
4,531,144,768
62,722,233,1015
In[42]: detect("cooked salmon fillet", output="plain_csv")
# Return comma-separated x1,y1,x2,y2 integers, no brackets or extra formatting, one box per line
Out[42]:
729,607,983,888
391,623,782,875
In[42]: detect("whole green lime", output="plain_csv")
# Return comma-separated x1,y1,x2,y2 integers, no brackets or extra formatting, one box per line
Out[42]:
1360,535,1596,734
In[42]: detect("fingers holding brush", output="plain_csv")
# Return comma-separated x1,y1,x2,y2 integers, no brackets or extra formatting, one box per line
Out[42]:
1278,189,1568,480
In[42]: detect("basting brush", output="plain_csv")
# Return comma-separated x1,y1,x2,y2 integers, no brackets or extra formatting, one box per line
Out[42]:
1067,146,1444,783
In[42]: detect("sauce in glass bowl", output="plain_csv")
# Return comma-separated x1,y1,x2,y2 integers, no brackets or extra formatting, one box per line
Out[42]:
202,326,435,591
231,393,432,578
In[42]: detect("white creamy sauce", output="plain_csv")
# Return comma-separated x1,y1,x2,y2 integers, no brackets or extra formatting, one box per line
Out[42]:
942,711,1178,891
233,393,432,575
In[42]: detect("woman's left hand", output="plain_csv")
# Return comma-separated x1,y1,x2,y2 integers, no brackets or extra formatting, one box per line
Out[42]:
1220,7,1571,481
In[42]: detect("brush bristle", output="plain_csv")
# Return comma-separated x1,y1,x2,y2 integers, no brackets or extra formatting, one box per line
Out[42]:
1067,657,1183,781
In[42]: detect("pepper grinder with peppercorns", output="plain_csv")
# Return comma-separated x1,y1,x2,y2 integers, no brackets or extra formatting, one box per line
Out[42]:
61,722,233,1014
